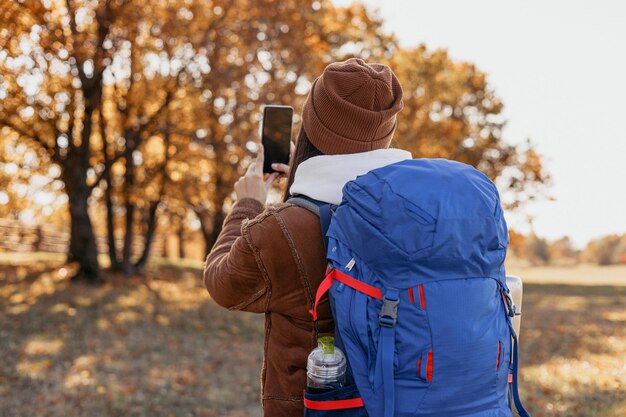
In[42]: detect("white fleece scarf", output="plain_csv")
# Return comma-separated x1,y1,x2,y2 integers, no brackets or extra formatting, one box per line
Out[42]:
289,148,412,205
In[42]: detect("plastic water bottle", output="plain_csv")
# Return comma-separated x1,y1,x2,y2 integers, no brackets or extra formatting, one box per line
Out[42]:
306,336,347,393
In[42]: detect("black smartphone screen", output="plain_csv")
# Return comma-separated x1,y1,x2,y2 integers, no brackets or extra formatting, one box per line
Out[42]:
261,105,293,173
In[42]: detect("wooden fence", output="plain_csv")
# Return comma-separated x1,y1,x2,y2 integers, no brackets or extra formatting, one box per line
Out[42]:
0,218,167,258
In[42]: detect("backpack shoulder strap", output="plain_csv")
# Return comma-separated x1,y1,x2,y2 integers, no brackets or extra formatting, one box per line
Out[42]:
289,195,358,389
287,196,321,216
287,195,333,251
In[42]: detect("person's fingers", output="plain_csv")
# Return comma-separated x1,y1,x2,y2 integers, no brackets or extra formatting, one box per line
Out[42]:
246,161,256,175
271,163,290,176
255,144,265,176
264,172,279,188
289,141,295,159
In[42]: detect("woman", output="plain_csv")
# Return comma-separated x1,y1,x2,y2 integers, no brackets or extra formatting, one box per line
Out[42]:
203,58,410,417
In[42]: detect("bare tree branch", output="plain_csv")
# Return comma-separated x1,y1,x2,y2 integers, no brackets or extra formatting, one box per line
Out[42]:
88,149,126,191
0,116,56,158
135,89,175,132
197,0,236,46
12,1,47,28
64,0,85,84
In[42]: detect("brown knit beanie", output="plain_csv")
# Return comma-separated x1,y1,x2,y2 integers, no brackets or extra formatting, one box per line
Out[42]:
301,58,404,155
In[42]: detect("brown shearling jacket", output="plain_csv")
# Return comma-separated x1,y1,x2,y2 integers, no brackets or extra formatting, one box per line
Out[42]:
203,197,334,417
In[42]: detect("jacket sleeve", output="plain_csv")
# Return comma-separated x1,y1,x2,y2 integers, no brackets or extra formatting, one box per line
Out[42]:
203,198,269,313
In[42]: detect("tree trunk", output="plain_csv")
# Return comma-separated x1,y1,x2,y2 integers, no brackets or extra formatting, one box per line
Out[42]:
104,172,120,270
194,204,225,257
135,129,168,271
203,171,227,254
178,221,185,259
67,181,102,282
134,200,160,271
122,203,135,276
193,206,216,257
102,110,120,271
122,138,136,276
208,209,224,253
65,101,102,283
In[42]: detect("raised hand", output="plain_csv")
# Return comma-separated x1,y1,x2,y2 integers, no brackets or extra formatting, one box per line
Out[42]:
234,144,280,204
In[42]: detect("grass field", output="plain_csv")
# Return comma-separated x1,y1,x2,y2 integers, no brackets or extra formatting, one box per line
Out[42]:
1,253,624,417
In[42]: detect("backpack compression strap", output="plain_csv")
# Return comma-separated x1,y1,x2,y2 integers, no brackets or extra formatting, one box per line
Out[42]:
309,267,383,320
303,395,365,410
512,335,530,417
501,287,531,417
379,289,400,417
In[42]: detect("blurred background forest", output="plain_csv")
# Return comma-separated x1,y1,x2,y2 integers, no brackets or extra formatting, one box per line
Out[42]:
0,0,556,282
0,1,624,417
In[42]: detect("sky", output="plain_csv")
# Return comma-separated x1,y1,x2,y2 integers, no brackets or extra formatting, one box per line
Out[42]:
333,0,626,247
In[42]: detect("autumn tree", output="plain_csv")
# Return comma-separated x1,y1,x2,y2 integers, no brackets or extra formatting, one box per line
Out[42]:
1,0,551,277
389,46,549,209
1,0,236,278
98,1,219,275
0,0,198,279
142,0,395,255
548,236,578,265
0,0,124,280
580,234,626,265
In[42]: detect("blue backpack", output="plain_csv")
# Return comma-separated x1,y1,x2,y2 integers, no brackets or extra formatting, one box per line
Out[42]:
289,158,530,417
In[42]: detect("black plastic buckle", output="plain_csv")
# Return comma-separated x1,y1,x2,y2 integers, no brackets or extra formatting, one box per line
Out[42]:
378,297,400,327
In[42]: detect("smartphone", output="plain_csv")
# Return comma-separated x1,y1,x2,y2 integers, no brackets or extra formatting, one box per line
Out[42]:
261,105,293,173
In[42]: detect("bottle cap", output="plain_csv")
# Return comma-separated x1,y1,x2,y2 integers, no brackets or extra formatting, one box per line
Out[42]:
318,336,335,355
